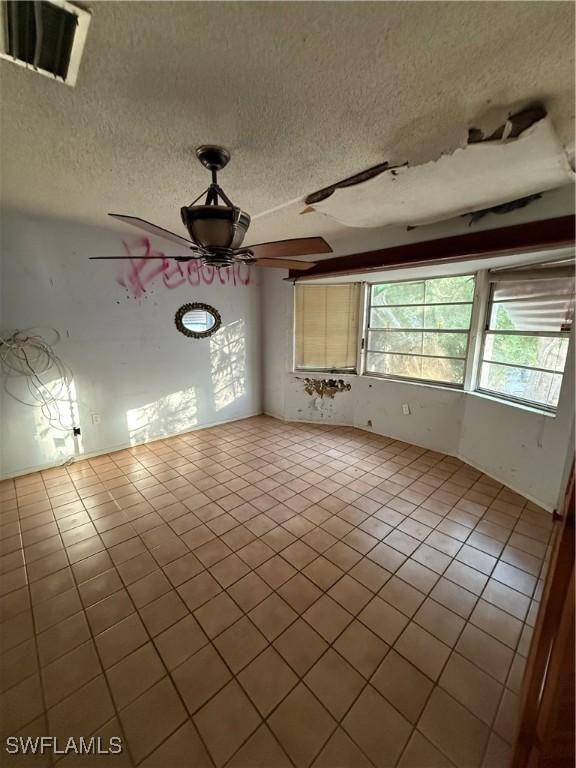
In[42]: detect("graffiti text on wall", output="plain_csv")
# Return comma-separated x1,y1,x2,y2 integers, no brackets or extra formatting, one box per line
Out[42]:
116,238,252,298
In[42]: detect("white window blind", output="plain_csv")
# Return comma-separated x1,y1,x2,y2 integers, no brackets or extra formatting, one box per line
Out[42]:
294,283,360,371
479,272,574,409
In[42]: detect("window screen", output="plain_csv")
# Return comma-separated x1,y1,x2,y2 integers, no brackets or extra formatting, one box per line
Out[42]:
365,275,475,385
294,283,360,371
479,276,574,409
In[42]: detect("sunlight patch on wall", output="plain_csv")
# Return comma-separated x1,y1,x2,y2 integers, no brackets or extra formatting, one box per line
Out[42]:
210,320,247,412
126,388,198,445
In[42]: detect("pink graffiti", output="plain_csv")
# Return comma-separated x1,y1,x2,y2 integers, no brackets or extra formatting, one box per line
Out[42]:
116,238,251,298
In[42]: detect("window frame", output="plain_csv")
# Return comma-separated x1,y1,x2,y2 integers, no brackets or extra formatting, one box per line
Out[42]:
362,274,476,389
475,278,573,412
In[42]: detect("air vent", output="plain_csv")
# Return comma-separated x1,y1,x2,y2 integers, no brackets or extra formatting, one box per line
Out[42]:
0,0,91,86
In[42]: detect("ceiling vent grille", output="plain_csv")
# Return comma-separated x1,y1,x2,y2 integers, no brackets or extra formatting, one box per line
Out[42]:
0,0,91,86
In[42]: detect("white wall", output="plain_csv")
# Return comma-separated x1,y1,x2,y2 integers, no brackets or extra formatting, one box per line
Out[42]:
261,265,574,512
0,210,261,478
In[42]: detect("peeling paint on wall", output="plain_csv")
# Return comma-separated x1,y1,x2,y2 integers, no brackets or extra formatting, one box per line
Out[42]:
300,378,352,399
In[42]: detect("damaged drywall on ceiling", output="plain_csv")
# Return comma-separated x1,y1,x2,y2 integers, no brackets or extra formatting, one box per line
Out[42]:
305,104,575,228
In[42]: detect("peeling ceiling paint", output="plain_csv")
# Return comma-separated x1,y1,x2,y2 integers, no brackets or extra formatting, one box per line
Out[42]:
0,1,574,247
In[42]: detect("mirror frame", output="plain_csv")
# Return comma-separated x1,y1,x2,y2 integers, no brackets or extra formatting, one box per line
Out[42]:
174,302,222,339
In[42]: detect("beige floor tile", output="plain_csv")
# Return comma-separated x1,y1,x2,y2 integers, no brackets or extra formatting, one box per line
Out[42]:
214,615,268,673
127,568,172,608
440,651,503,725
249,593,298,641
172,643,231,714
348,557,391,592
328,574,372,615
95,611,148,668
397,731,454,767
414,597,466,647
229,571,272,611
482,578,531,621
379,576,425,617
140,720,213,768
334,620,389,679
342,685,412,768
37,610,91,666
155,613,208,670
86,588,134,635
372,649,433,723
456,624,514,683
41,640,101,707
0,638,38,694
418,687,489,768
493,688,520,744
32,588,80,635
106,642,166,709
396,558,439,594
269,683,336,767
273,618,328,676
444,559,489,596
227,724,293,768
78,567,124,608
430,577,478,619
239,647,299,715
469,599,523,649
304,594,353,643
278,573,322,613
194,591,243,638
313,726,374,767
194,680,261,766
305,648,365,720
120,677,187,764
163,552,204,586
177,570,222,611
395,622,451,681
257,554,297,589
139,589,188,636
358,596,408,645
48,675,115,744
0,673,44,738
481,732,513,768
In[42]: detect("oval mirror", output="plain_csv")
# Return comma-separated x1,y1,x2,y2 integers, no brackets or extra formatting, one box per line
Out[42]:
175,302,222,339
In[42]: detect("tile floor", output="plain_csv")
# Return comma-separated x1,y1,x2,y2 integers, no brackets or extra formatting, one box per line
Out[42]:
0,416,554,768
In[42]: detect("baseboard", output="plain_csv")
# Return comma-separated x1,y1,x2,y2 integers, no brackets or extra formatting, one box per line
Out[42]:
1,410,264,481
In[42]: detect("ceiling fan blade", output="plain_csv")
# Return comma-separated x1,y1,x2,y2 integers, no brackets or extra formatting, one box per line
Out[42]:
245,237,332,259
108,214,194,248
254,258,317,270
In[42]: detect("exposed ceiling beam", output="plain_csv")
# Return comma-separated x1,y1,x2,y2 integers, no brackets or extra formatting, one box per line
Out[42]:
289,216,576,280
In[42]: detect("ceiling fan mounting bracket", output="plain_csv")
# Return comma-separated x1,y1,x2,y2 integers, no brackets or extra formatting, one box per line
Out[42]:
195,145,231,172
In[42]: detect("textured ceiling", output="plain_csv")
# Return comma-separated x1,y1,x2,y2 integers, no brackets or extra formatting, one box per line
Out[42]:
0,1,574,244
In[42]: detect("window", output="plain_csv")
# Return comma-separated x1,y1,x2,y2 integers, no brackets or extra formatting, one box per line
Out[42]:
365,275,475,385
479,275,574,409
294,283,361,371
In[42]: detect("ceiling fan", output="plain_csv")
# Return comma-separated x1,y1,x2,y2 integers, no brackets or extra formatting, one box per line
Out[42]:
91,146,332,270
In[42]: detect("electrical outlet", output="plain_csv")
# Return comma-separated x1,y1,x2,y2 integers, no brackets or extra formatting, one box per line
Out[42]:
402,403,411,415
91,414,101,424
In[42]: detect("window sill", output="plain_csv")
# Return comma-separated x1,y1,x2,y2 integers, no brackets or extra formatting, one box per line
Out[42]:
360,372,463,394
292,370,357,377
470,390,557,418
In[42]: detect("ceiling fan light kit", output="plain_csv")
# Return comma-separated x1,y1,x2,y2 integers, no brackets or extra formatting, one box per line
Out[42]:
98,146,332,270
